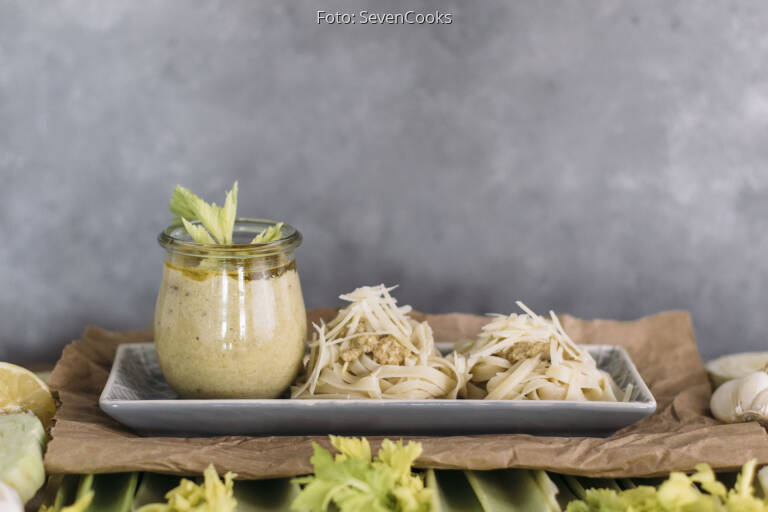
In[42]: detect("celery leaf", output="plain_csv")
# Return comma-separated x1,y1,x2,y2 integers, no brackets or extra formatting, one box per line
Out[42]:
169,182,238,245
134,464,237,512
181,218,215,245
565,459,768,511
251,222,284,244
291,438,432,512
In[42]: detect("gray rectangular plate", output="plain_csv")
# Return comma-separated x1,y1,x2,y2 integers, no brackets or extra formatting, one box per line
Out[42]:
100,343,655,436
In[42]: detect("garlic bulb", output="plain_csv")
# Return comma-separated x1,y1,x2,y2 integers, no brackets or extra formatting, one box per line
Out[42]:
710,371,768,425
706,352,768,389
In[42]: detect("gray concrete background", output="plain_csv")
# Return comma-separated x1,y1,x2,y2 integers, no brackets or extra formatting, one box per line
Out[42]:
1,1,767,363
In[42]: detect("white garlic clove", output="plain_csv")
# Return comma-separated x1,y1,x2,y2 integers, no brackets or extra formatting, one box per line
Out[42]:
710,371,768,425
750,387,768,412
736,372,768,412
710,378,741,422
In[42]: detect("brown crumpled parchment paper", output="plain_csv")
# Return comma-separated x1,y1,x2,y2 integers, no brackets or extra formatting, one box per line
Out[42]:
44,309,768,478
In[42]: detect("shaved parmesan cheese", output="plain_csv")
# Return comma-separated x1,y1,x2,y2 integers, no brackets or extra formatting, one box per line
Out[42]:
291,285,468,399
460,301,625,402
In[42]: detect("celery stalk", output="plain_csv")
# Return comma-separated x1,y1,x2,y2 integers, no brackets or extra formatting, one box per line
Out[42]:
548,474,580,510
233,479,300,511
465,469,556,512
82,473,138,512
426,470,483,512
131,473,182,510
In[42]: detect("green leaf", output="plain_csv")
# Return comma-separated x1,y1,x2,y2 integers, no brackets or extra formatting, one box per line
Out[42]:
251,222,284,244
330,436,372,462
181,218,215,245
219,183,238,245
564,460,768,511
289,477,338,512
133,465,237,512
168,186,200,222
291,438,431,512
169,182,239,245
376,440,421,484
692,463,728,499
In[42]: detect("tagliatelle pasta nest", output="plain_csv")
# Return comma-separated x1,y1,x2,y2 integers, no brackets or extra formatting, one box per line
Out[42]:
458,302,631,401
291,285,468,399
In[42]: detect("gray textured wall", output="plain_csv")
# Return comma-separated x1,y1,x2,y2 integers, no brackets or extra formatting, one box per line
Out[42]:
1,1,767,363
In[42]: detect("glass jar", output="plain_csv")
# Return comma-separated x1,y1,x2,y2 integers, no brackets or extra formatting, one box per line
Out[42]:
154,219,306,398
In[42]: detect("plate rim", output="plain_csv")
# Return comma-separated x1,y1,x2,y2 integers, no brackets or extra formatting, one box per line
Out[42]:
99,343,656,411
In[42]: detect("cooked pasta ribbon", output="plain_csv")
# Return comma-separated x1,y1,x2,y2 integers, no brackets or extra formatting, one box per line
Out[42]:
459,302,626,401
291,285,467,399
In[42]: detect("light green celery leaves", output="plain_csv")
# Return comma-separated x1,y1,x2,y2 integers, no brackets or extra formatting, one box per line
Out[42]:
567,487,659,512
169,182,238,244
331,435,372,462
564,460,768,512
691,463,728,499
134,464,237,512
181,218,215,244
376,439,422,485
219,183,238,244
252,222,284,244
291,437,431,512
727,460,764,512
291,444,377,512
168,186,200,222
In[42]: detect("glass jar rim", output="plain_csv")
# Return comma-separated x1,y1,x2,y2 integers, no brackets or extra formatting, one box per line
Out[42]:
158,218,302,258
